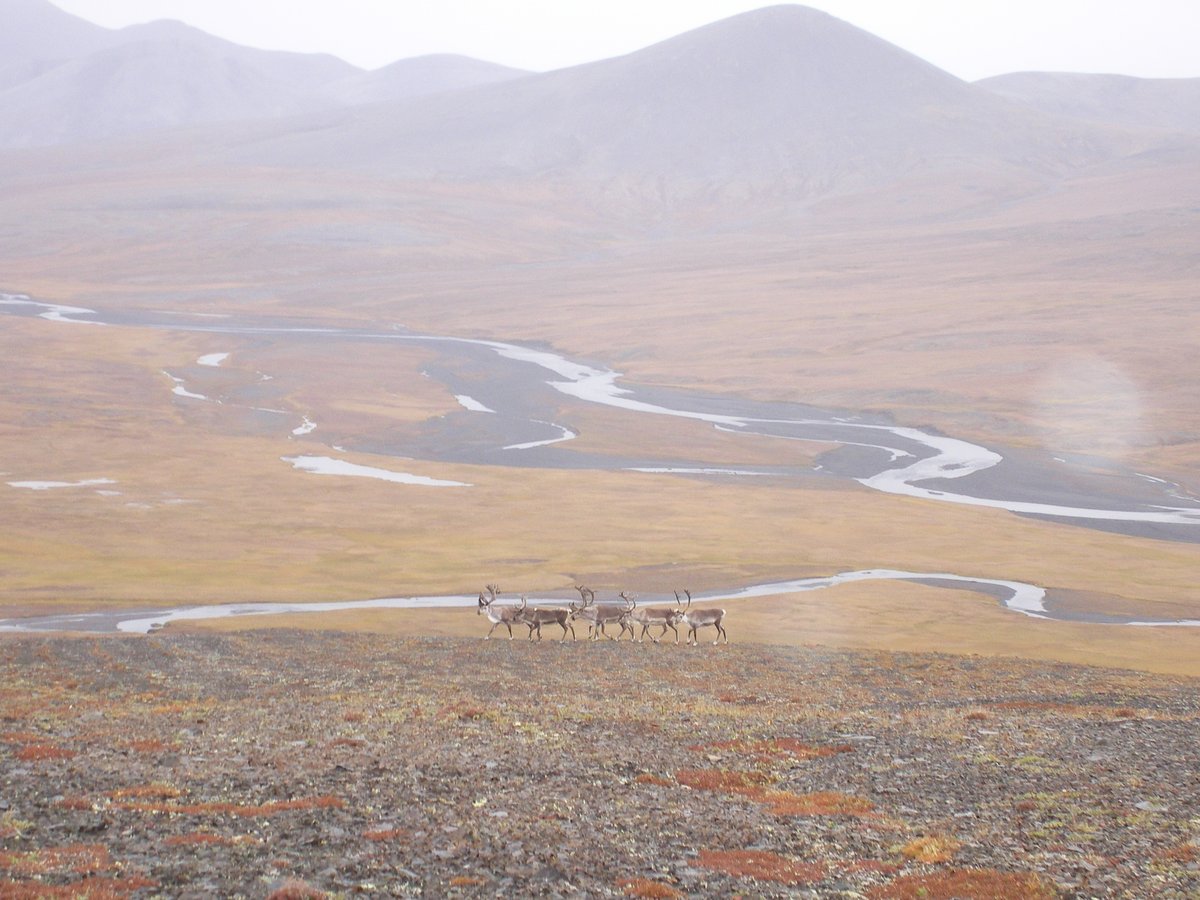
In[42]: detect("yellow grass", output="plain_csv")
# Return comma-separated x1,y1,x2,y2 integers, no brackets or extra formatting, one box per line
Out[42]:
3,164,1199,677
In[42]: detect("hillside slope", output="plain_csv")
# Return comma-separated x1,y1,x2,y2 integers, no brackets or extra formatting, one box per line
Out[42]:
0,632,1196,896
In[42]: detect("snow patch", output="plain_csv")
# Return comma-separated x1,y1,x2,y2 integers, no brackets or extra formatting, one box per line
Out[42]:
282,455,470,487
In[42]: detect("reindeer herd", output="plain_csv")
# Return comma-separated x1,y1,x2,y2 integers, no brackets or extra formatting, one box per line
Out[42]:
476,584,728,646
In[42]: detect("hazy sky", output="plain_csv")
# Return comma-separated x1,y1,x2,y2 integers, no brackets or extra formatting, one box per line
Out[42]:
49,0,1200,80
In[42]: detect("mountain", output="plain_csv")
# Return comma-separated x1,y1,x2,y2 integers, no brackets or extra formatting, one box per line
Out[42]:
318,54,530,106
0,0,539,148
0,0,359,147
210,5,1157,205
0,23,359,147
979,72,1200,134
1,2,1190,214
0,0,115,61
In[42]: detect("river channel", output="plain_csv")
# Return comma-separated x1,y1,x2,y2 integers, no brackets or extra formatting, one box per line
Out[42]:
3,293,1198,632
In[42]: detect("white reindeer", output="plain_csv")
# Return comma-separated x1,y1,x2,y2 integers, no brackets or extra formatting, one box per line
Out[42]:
476,584,523,640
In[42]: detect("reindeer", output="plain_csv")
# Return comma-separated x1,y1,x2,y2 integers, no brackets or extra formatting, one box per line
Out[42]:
476,584,523,640
515,594,577,642
674,589,728,645
569,585,636,641
622,591,681,644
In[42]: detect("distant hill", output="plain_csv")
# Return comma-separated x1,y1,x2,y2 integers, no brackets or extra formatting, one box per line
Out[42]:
318,54,530,106
216,5,1155,201
979,72,1200,135
1,1,1192,212
0,0,115,61
0,32,355,147
0,0,527,147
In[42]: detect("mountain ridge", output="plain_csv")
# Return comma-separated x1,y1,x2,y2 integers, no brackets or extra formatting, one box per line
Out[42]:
979,71,1200,135
0,0,532,147
200,4,1164,205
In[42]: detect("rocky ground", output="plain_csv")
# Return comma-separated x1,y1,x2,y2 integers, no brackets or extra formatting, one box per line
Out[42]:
1,631,1199,898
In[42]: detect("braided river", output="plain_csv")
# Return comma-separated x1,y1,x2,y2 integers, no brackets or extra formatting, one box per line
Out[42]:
3,293,1198,633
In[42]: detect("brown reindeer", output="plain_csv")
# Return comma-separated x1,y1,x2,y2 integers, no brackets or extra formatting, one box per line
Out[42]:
674,589,728,645
622,591,680,644
515,594,577,642
569,585,635,641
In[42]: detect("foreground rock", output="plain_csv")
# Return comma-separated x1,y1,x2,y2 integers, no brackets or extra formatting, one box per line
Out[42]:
1,632,1198,897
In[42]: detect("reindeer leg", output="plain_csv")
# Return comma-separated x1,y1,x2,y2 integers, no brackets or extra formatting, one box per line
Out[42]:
485,622,497,639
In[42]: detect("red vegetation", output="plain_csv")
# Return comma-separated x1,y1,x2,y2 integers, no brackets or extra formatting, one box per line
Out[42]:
13,744,75,762
868,868,1059,899
55,796,94,811
1155,843,1199,864
0,875,158,898
674,768,774,793
127,740,173,754
697,849,827,885
265,879,327,900
690,737,854,761
675,766,872,817
362,828,406,841
617,877,685,898
0,733,46,744
438,702,487,721
633,773,674,787
899,835,962,864
752,790,874,817
0,844,111,876
326,738,366,749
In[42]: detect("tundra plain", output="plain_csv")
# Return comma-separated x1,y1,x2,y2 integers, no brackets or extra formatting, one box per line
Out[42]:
0,5,1198,701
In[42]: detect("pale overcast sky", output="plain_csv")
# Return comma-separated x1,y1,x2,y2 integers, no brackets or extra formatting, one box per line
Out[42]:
48,0,1200,80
